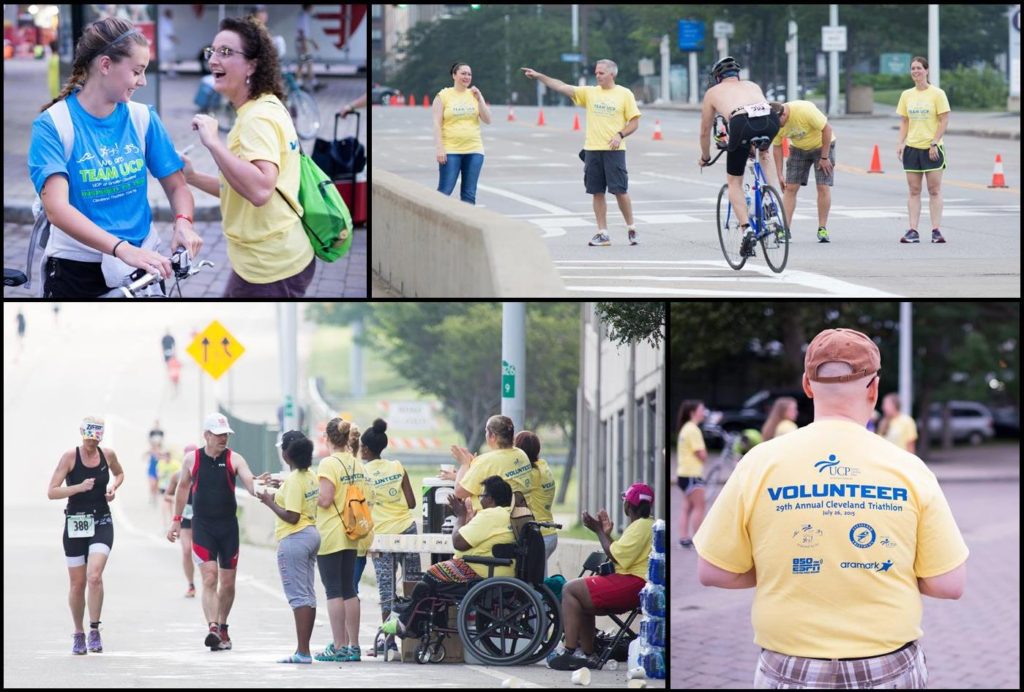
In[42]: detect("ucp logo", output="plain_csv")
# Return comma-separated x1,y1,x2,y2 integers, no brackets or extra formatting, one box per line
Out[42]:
814,454,860,477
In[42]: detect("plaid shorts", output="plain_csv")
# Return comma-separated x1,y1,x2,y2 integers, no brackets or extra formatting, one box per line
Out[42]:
754,641,927,689
785,141,836,187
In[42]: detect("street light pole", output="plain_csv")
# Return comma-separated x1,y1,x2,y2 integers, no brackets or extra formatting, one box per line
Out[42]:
501,303,526,434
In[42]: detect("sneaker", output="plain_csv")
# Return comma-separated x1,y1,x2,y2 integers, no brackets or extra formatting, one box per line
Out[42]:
740,227,756,258
817,226,830,243
185,584,196,598
72,632,87,655
87,629,103,653
344,645,361,662
627,228,638,246
204,624,222,651
546,645,567,667
900,229,920,243
278,652,313,664
217,625,232,650
679,538,693,548
583,652,603,670
931,228,946,243
548,648,590,671
315,642,342,662
588,232,611,247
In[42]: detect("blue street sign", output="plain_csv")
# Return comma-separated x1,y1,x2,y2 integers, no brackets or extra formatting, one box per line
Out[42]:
678,20,704,52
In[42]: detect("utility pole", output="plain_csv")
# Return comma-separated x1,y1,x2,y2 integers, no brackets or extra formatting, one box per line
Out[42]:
501,303,526,434
278,304,298,438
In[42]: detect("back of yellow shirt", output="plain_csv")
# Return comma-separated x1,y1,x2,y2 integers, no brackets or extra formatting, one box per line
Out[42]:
527,459,557,537
316,453,370,553
676,422,705,478
771,100,835,151
884,413,918,451
896,85,950,149
221,94,314,284
365,458,415,535
438,87,484,154
694,419,968,659
572,85,641,151
460,447,534,511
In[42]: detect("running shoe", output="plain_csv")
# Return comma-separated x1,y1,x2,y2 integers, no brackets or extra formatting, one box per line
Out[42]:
679,538,693,548
87,629,103,653
72,632,87,655
931,228,946,243
185,584,196,598
342,645,361,662
817,226,830,243
588,232,611,247
900,229,920,243
548,649,590,671
204,623,222,651
278,652,313,664
583,652,603,670
315,642,343,662
628,228,638,246
217,624,232,650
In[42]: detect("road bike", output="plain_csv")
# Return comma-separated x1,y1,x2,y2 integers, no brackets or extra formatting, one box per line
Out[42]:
99,248,215,298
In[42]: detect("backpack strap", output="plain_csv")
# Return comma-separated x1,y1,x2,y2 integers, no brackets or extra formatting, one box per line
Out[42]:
126,101,150,159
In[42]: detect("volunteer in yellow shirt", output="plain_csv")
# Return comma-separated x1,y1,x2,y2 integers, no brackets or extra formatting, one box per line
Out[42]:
548,483,654,671
453,415,533,511
515,430,559,574
879,393,919,454
314,418,370,663
896,56,951,244
256,431,321,664
182,18,315,297
676,400,707,548
387,476,516,638
770,100,836,243
521,59,642,247
762,396,800,440
433,61,492,205
361,419,421,626
695,328,968,688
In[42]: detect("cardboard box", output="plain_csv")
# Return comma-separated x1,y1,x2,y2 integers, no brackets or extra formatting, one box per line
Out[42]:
399,604,463,663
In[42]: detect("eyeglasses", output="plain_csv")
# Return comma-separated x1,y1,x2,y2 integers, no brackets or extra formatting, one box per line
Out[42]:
479,493,490,500
204,46,250,61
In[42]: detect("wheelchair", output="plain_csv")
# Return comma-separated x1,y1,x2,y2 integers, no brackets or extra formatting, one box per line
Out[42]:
394,517,563,666
578,550,641,669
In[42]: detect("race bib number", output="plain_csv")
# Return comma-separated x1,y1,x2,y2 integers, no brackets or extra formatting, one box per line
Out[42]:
743,103,771,118
183,504,194,520
67,513,96,538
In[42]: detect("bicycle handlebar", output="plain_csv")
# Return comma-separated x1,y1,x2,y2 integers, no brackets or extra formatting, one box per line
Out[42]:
106,250,215,298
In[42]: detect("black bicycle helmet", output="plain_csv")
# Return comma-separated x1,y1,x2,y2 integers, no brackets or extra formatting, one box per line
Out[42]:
710,56,741,84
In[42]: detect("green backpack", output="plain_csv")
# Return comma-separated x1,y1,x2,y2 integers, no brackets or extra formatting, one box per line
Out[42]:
277,150,353,262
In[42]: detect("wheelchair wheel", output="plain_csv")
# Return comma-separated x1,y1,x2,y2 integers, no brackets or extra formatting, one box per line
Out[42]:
430,639,446,663
458,577,546,666
415,639,431,664
521,584,563,665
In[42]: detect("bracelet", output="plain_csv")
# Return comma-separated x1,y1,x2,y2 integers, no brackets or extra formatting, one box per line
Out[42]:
617,131,624,139
172,515,182,522
175,214,194,224
111,239,125,258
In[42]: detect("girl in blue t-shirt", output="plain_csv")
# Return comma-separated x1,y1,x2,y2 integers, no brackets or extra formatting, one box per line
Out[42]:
28,16,202,298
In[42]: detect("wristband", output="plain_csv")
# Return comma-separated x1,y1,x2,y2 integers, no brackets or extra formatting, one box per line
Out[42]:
172,515,182,522
111,239,125,258
617,131,624,139
175,214,194,224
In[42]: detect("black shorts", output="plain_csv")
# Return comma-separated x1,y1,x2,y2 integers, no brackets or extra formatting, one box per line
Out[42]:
43,258,110,299
62,512,114,564
727,112,781,177
317,549,358,600
902,144,946,173
583,150,629,195
191,516,239,569
677,476,706,494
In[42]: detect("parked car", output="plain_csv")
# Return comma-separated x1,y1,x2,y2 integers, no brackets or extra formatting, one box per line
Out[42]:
715,388,814,432
764,83,805,102
991,405,1020,438
925,401,995,445
372,85,403,105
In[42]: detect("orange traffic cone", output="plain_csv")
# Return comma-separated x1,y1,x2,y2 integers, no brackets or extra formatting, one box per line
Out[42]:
868,144,883,174
423,95,430,107
652,120,663,141
988,154,1008,188
572,113,580,131
507,106,516,121
782,137,789,158
389,94,397,106
407,93,415,107
537,108,546,126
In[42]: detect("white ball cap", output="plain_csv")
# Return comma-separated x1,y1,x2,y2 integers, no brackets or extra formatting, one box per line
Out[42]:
203,413,234,435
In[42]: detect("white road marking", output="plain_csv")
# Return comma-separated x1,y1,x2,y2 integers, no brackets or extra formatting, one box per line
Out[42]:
475,184,573,214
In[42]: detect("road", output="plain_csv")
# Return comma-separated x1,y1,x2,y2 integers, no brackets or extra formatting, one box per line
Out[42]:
2,303,659,688
372,104,1020,298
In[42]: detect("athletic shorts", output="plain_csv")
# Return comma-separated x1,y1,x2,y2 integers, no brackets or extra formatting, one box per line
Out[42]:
583,150,629,195
902,144,946,173
786,141,836,187
754,641,926,689
583,573,645,612
677,476,706,494
191,515,240,570
317,548,358,600
63,512,114,567
727,112,781,177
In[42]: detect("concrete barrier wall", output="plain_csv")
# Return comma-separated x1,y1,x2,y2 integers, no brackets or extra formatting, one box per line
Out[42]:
372,169,566,297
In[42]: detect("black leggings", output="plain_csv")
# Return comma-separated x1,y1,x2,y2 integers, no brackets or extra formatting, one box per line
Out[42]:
317,548,358,599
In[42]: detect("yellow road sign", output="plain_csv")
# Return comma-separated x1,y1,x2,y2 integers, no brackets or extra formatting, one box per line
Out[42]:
186,320,245,380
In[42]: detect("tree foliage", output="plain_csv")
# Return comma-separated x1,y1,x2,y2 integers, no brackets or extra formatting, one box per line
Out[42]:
595,302,665,348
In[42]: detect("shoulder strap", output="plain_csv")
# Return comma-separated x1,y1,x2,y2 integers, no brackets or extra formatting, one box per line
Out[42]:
126,101,150,159
46,100,75,162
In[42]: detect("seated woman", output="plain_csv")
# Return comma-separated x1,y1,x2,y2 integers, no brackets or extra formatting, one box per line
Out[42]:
383,475,515,637
548,482,655,671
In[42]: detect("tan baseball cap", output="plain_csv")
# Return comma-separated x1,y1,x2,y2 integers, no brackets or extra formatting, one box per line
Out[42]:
805,328,881,383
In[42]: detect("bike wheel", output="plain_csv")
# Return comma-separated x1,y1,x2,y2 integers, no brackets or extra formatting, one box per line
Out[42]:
289,88,321,140
758,184,790,273
716,184,747,270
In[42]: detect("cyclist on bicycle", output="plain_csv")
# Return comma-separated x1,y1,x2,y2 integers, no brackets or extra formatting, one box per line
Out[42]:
697,57,782,257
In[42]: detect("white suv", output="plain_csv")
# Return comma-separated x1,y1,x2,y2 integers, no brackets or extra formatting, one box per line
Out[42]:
925,401,995,445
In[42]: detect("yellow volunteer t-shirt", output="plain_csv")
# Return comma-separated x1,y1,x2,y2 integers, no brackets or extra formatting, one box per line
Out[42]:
693,419,969,659
274,468,319,541
884,414,918,451
365,458,415,535
775,419,798,437
316,452,370,554
456,505,515,578
438,87,484,154
572,85,642,151
460,447,534,511
609,516,653,579
896,85,950,150
676,421,706,478
221,94,314,284
771,100,836,151
527,459,557,537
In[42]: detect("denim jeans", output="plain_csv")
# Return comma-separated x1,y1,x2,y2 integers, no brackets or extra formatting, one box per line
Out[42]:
437,153,484,204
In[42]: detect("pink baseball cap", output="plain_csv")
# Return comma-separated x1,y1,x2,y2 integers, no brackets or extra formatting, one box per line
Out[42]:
622,483,654,507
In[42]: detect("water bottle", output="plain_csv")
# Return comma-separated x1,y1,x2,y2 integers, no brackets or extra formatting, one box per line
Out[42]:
647,553,665,586
640,583,665,618
642,648,666,680
652,519,665,554
641,617,665,648
605,659,619,671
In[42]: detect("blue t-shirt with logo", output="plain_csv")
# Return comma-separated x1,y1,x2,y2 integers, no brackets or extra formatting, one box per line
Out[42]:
28,92,183,246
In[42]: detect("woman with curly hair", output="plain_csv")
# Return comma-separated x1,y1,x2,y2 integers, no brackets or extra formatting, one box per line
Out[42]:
182,15,314,297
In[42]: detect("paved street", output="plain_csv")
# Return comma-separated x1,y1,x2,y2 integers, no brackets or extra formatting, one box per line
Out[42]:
373,103,1019,298
669,443,1021,689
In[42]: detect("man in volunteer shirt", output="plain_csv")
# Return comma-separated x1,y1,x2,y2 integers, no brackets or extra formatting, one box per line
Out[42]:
451,415,533,512
694,328,968,689
522,60,642,247
549,483,654,672
770,100,836,243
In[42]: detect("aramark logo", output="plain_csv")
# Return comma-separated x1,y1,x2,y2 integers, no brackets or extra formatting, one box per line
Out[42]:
840,560,894,572
814,454,861,478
